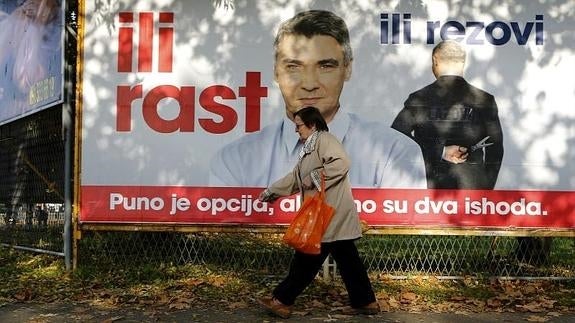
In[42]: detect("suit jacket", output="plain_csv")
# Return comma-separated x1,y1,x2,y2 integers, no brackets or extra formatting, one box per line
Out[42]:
267,131,362,242
392,75,504,189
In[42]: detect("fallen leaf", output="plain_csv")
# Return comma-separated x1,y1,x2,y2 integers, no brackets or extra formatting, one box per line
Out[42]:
227,301,248,309
328,314,352,319
517,302,545,313
525,315,549,322
487,298,502,307
14,289,33,301
101,316,124,323
168,302,190,310
291,310,311,316
379,299,391,312
400,291,417,303
330,301,343,307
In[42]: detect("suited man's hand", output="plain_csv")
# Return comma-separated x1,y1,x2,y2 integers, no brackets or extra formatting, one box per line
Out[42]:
443,145,468,164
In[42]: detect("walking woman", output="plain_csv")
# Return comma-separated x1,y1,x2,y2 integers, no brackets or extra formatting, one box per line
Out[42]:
258,106,379,318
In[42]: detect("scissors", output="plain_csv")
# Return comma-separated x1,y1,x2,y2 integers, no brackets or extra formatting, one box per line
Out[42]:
469,136,494,152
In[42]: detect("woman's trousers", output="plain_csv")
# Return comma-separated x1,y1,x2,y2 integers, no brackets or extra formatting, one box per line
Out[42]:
273,239,376,308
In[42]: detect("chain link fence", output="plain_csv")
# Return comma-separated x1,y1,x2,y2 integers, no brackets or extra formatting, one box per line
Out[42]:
77,231,574,278
0,107,65,255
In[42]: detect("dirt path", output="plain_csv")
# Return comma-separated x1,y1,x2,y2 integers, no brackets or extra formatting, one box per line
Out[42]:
1,302,574,322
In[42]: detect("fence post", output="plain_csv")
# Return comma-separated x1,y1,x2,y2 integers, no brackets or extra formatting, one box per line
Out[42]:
322,255,337,281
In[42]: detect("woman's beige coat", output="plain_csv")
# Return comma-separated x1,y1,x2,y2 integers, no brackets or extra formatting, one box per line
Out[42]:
268,131,362,242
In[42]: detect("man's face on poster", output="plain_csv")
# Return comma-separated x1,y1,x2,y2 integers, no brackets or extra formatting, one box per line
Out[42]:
274,34,351,122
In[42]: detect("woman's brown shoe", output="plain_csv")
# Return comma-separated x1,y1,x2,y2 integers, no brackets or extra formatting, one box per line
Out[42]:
258,296,291,319
342,301,380,315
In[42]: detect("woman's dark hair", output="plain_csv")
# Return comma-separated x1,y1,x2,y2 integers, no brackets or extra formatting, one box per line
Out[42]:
293,106,329,131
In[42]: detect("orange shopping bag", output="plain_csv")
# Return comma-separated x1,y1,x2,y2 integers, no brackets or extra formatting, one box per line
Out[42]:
283,174,334,254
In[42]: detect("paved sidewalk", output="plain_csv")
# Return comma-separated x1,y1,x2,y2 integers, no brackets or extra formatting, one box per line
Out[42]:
1,302,574,322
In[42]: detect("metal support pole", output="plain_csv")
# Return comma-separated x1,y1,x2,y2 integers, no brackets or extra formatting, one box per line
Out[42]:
62,1,77,271
62,97,72,271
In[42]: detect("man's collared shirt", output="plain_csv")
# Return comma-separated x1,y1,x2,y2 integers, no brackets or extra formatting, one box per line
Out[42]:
209,111,427,188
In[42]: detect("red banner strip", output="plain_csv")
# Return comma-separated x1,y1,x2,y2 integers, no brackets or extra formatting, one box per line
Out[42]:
79,186,575,229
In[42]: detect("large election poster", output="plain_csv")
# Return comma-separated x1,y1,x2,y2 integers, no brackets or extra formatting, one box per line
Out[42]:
0,0,64,125
78,0,574,229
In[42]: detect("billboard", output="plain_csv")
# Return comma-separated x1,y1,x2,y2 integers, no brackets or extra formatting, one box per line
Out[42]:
0,0,65,125
78,0,574,229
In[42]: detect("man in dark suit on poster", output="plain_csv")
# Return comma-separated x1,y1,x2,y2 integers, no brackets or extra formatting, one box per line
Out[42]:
391,40,504,189
392,40,548,264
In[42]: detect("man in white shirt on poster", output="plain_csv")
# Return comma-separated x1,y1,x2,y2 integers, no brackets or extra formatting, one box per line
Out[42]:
209,10,426,188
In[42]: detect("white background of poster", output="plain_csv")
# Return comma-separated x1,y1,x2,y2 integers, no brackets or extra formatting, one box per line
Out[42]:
80,0,574,190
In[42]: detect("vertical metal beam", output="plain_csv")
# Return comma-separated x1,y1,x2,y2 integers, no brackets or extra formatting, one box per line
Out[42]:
62,97,72,270
62,0,76,271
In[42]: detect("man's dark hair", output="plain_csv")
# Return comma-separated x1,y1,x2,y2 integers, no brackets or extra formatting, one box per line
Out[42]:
274,10,353,66
293,106,329,131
